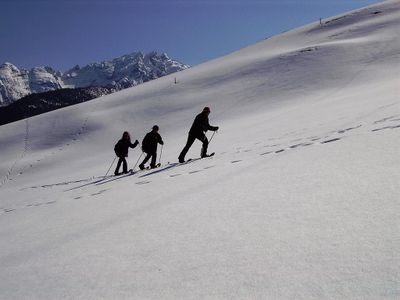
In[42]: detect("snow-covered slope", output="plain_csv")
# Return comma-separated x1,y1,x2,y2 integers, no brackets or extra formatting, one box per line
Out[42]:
0,52,189,106
1,1,399,299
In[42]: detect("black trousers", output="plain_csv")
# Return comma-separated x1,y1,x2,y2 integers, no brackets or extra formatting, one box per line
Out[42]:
115,157,127,174
179,132,208,161
140,151,157,167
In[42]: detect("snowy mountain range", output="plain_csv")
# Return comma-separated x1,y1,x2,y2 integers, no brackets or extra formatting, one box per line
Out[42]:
0,52,189,106
1,1,399,299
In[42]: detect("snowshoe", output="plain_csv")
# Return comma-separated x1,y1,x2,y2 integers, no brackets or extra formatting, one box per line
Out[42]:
202,152,215,158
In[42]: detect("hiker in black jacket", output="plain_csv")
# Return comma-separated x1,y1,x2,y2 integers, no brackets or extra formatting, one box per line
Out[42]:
114,131,139,175
178,107,219,163
139,125,164,170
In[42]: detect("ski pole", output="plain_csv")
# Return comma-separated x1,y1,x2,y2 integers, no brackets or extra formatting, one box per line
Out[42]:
208,131,216,144
200,132,217,157
158,144,164,165
104,156,117,178
132,151,144,172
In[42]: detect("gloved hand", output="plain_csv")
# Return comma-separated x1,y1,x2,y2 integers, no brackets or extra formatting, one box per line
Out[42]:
214,126,219,131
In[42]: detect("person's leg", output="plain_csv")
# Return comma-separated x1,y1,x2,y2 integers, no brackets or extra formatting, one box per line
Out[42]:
122,157,128,173
178,134,196,162
199,134,209,158
139,153,151,169
115,157,123,175
150,151,157,167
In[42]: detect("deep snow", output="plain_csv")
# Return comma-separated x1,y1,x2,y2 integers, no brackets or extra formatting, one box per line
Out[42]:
0,1,399,299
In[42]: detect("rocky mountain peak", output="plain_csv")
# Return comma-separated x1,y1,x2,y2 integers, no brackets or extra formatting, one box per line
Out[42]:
0,52,189,106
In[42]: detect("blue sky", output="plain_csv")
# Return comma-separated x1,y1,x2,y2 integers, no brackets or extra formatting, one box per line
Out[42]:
0,0,381,71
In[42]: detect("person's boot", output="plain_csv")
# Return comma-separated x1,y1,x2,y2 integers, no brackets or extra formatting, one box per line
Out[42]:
201,146,207,158
139,164,145,170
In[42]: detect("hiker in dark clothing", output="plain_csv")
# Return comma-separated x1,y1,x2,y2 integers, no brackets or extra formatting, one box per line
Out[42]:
178,107,219,163
114,131,139,175
139,125,164,170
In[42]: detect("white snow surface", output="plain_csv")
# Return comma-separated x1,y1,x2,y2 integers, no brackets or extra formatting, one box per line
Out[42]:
1,1,400,299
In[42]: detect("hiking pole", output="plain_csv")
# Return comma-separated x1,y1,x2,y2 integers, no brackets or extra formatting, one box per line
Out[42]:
132,151,144,172
158,144,164,166
208,131,217,144
202,131,217,157
104,156,117,178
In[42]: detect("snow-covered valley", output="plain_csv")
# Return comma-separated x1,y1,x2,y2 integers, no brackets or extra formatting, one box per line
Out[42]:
0,1,399,299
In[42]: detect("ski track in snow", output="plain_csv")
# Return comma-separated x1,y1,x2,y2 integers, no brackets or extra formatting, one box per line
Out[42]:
0,104,105,216
3,115,400,215
1,95,101,189
0,119,30,187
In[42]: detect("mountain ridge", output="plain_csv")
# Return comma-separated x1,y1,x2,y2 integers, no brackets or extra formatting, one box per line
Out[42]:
0,51,189,106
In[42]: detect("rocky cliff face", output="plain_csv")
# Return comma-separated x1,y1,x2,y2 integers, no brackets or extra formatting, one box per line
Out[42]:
0,52,189,106
0,63,31,105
